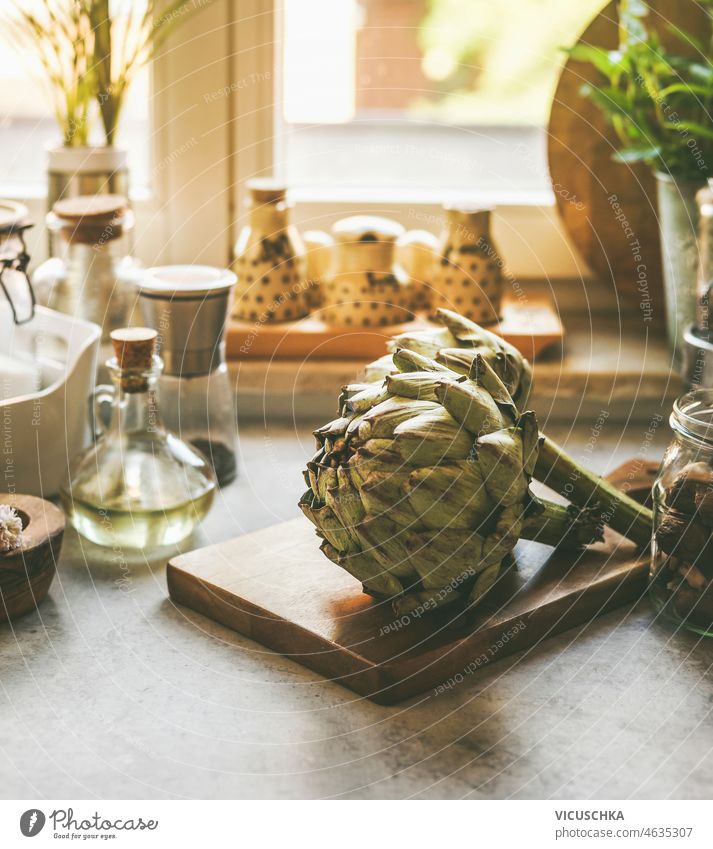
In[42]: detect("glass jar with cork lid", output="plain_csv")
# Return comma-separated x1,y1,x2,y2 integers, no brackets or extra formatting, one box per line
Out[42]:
32,194,141,356
61,327,216,549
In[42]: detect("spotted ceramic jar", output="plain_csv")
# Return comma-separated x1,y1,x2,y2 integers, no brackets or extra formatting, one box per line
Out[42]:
432,206,503,324
302,229,334,311
232,180,309,322
396,229,438,314
322,216,413,327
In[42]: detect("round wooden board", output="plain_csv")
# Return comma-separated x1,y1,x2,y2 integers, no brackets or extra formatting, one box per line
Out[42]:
548,0,706,322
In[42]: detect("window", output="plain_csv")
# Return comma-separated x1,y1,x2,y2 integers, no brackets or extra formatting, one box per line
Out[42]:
279,0,605,201
0,1,151,196
0,0,607,278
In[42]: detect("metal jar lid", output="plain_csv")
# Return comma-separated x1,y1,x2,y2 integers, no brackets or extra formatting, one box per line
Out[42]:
137,265,236,376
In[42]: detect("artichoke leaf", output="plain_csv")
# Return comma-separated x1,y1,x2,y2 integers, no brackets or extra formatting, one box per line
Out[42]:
435,378,505,435
354,517,415,578
407,528,488,590
322,541,404,598
393,409,474,465
469,354,518,423
405,463,490,531
387,327,456,358
477,428,528,505
468,561,502,605
385,371,443,401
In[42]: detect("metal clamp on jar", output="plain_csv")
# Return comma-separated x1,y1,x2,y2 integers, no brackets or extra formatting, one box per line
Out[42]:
137,265,238,486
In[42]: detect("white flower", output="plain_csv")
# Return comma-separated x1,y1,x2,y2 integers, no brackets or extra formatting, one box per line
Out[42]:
0,504,23,552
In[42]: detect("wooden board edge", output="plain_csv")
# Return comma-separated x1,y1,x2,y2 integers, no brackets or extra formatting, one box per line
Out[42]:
370,557,649,704
167,559,389,699
167,543,649,706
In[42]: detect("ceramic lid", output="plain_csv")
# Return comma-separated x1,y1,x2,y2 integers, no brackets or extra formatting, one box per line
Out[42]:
138,265,237,299
302,229,334,248
332,215,405,243
246,178,287,204
396,229,439,248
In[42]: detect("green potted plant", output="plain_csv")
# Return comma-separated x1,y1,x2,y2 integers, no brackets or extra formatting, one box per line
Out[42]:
7,1,205,208
570,0,713,353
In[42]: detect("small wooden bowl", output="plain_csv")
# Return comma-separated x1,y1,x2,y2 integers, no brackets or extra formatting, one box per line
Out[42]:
0,495,65,623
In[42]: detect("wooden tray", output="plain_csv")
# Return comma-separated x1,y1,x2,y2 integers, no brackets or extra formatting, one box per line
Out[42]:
167,463,654,705
227,297,563,362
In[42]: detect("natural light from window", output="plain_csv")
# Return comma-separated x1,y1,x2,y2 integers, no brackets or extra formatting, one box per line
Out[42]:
0,0,150,195
280,0,605,199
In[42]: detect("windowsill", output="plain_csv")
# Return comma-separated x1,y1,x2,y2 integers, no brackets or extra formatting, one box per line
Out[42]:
0,182,154,204
289,185,556,209
230,306,679,424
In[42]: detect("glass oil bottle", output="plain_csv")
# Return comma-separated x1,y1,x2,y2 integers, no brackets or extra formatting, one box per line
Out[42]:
61,327,216,549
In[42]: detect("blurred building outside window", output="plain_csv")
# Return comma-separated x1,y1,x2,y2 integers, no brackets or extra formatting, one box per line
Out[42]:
280,0,605,200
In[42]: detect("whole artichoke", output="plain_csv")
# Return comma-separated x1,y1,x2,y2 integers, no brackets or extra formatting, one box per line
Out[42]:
377,309,653,547
300,344,603,615
366,308,533,409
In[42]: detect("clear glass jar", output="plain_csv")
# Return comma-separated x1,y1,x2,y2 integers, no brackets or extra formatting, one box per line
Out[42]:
158,361,237,486
32,195,141,360
61,328,216,550
137,265,238,486
651,389,713,635
695,180,713,341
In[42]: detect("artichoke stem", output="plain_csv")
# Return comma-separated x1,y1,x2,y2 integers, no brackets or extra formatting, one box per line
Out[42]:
535,437,653,547
520,498,603,549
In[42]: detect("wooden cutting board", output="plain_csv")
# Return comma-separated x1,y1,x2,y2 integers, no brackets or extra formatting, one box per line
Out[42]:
167,463,655,704
227,297,562,362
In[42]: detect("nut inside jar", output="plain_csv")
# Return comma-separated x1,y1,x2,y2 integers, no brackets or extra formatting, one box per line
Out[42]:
651,391,713,635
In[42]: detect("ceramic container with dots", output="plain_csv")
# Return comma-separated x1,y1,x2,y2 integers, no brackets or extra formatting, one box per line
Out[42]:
302,229,334,311
432,206,503,324
396,228,438,314
232,180,310,323
322,215,413,328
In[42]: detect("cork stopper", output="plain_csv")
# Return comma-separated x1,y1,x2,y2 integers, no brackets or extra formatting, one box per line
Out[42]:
54,194,126,222
110,327,158,392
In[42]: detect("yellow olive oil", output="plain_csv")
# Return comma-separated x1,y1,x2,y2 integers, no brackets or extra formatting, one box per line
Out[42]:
61,488,214,549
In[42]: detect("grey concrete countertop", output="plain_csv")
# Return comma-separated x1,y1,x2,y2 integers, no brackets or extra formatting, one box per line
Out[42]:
1,421,712,800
